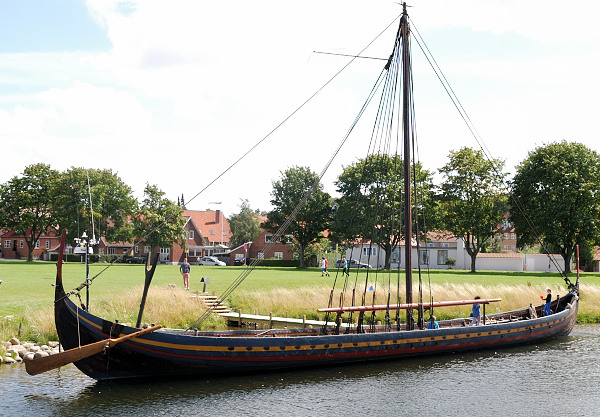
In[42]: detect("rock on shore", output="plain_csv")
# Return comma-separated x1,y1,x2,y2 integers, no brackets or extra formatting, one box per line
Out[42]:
1,337,61,365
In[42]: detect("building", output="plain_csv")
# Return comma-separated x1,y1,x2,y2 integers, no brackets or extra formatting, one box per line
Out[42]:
0,229,59,260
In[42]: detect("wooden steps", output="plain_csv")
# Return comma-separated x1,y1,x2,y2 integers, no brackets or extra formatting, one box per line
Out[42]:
192,293,231,314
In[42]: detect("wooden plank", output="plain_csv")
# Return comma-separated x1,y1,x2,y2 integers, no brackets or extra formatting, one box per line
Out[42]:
317,298,502,313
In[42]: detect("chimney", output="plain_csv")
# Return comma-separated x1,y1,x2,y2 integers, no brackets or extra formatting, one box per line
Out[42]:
215,210,221,223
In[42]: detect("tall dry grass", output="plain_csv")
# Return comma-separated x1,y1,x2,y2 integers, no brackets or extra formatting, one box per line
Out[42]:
3,281,596,345
2,286,226,345
229,281,578,322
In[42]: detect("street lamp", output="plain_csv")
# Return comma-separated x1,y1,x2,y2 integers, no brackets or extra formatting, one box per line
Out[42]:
74,231,95,311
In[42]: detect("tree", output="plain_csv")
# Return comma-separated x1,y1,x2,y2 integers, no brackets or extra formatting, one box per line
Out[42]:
0,163,59,261
333,154,437,269
228,199,262,249
438,147,508,272
263,166,332,268
510,141,600,274
52,167,138,245
134,184,187,257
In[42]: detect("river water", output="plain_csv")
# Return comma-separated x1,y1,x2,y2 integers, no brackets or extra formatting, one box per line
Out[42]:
1,324,598,417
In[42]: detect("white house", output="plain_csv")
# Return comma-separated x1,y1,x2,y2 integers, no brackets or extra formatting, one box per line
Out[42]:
345,231,470,270
344,231,566,272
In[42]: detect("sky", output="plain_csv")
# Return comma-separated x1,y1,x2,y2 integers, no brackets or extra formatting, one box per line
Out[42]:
1,0,599,218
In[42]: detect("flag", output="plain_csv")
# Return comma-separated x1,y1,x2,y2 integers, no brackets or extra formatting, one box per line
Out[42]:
368,286,374,292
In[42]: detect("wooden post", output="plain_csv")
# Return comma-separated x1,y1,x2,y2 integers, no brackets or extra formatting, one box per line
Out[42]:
238,310,242,327
269,312,273,329
303,315,306,328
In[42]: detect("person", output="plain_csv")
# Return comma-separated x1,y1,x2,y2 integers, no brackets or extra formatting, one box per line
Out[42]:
470,296,481,326
321,257,330,277
180,257,191,290
427,315,439,329
543,288,552,316
342,257,349,277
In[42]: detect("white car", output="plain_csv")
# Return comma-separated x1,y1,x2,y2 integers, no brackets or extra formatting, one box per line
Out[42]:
198,256,226,266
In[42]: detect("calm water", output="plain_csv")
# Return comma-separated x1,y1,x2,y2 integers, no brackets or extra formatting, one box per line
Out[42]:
2,324,599,417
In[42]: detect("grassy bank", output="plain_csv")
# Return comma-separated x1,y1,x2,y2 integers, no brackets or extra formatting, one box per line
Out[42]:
1,260,599,346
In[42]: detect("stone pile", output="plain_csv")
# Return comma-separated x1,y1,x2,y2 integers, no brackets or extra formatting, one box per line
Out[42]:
1,337,61,365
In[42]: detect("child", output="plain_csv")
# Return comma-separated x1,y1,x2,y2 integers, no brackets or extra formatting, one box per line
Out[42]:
470,296,481,326
321,257,330,277
544,288,552,316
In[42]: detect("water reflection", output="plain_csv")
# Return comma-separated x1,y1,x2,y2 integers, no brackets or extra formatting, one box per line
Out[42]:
3,325,600,417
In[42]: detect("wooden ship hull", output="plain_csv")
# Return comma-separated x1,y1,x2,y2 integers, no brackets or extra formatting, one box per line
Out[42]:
54,275,578,381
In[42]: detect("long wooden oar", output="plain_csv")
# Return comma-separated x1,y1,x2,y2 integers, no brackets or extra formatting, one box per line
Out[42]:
25,324,161,376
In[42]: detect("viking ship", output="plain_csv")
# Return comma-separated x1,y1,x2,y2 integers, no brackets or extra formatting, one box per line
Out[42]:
27,3,579,380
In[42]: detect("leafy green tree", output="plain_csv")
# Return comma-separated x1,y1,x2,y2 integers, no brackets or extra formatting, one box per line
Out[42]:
438,147,508,272
263,166,332,268
333,154,437,269
511,141,600,274
0,163,59,261
52,167,138,245
228,199,262,249
134,184,186,256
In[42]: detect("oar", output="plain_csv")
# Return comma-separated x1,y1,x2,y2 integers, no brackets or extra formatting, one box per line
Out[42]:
25,324,161,376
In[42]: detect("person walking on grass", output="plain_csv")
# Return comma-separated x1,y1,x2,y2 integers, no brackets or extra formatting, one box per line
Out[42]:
321,257,330,277
342,257,350,277
180,257,191,290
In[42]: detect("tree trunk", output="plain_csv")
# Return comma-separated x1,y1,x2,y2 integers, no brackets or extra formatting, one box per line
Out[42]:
384,246,392,270
298,244,306,268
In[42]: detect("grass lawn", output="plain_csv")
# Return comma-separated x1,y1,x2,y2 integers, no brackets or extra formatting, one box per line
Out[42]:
1,260,599,343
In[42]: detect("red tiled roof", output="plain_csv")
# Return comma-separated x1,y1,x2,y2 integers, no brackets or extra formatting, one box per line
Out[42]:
182,210,231,245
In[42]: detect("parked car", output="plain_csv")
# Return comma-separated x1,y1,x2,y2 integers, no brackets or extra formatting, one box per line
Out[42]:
233,258,246,266
198,256,226,266
125,256,147,264
335,259,372,269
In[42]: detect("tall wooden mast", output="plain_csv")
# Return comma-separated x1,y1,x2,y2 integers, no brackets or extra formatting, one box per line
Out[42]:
400,3,414,330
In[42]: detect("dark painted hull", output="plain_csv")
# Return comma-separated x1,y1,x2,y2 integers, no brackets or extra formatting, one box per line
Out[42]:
55,279,579,381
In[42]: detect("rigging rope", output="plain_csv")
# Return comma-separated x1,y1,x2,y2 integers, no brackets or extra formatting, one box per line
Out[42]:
409,17,572,288
67,14,403,298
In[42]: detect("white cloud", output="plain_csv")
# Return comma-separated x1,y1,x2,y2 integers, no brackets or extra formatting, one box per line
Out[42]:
1,0,599,216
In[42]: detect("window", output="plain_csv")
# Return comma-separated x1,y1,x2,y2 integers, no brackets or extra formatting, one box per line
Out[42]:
258,252,264,260
511,245,516,251
428,243,434,248
108,248,117,255
144,246,151,254
98,248,105,255
134,246,139,254
510,233,516,240
189,230,194,239
503,245,508,251
504,233,509,240
437,250,448,265
284,235,293,244
209,230,215,235
274,252,283,260
3,240,10,248
419,250,429,265
363,247,377,256
35,240,40,249
20,240,24,249
265,234,282,243
45,240,50,249
443,243,450,248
